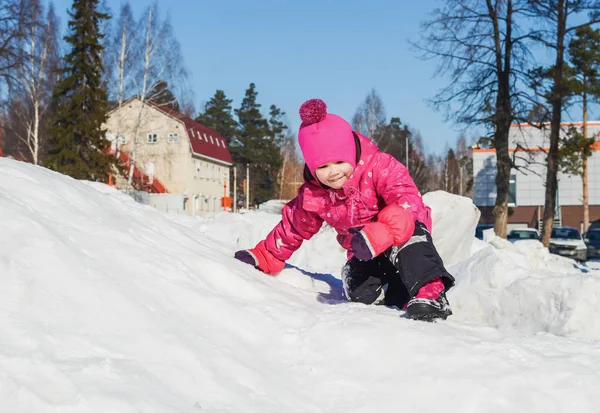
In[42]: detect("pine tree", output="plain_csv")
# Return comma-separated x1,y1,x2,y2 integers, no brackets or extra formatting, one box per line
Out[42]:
46,0,115,181
268,104,288,146
195,90,238,144
148,80,180,111
268,104,289,199
234,83,282,205
564,26,600,232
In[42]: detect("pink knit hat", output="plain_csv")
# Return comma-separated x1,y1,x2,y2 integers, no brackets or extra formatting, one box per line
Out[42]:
298,99,356,174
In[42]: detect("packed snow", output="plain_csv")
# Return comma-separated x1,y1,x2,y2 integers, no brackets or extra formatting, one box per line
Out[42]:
1,157,600,412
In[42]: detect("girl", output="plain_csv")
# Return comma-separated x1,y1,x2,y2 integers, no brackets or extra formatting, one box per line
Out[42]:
235,99,454,321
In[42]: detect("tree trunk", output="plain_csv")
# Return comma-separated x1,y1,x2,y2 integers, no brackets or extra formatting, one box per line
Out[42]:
278,151,287,199
541,0,566,247
583,88,589,232
128,8,153,189
33,101,39,165
493,120,511,239
489,0,513,239
583,157,589,231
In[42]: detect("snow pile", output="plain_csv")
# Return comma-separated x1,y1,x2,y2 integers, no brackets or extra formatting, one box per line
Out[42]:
423,191,480,266
2,158,600,412
187,190,600,339
449,236,600,338
257,199,289,214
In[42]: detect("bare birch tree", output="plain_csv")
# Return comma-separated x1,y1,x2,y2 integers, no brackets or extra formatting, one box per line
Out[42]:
0,0,32,88
4,1,59,164
127,3,189,188
103,1,137,162
105,2,137,108
352,89,387,147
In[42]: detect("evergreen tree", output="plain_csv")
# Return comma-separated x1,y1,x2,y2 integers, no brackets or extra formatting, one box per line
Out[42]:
269,104,290,199
234,83,282,205
442,148,461,194
46,0,115,181
564,26,600,231
195,90,238,144
382,117,411,165
148,80,179,111
268,104,288,146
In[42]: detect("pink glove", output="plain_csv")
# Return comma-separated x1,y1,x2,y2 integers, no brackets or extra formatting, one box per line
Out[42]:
234,240,286,275
350,204,415,261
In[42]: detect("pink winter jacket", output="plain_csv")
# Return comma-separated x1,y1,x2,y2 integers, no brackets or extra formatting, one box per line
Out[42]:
265,133,432,261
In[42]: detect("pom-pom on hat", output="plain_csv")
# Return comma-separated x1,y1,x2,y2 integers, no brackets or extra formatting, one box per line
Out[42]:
297,99,356,176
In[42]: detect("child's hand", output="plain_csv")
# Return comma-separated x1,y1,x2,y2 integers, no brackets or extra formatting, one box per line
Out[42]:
349,223,393,261
349,204,416,261
234,240,285,275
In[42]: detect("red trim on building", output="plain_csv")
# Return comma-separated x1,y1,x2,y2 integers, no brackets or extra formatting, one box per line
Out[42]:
473,141,600,153
116,150,168,193
510,121,600,128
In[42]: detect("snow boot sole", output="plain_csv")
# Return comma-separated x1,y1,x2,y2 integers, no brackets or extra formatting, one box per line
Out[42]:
406,291,452,321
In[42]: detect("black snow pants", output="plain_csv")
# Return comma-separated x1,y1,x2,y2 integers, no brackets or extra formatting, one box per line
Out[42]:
341,221,455,308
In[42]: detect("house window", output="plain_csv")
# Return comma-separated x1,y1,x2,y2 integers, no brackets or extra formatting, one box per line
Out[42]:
216,139,220,147
168,133,179,143
117,134,127,144
147,133,158,144
209,135,214,144
222,139,226,147
509,174,517,206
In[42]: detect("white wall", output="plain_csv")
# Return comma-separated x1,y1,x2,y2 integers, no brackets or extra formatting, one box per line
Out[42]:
473,123,600,207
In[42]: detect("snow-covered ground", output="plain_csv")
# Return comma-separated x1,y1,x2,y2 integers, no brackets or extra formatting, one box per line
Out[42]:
1,157,600,412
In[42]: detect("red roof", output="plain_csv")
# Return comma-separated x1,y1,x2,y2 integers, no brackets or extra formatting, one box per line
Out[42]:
148,102,233,164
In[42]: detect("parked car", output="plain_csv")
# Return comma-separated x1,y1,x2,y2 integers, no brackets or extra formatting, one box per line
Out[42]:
548,226,588,262
475,224,494,240
507,228,541,242
584,229,600,260
588,219,600,232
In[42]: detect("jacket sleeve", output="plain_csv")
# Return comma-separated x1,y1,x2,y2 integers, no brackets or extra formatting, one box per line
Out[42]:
371,152,432,230
264,188,324,261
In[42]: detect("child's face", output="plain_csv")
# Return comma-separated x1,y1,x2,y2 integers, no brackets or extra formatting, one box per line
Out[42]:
314,161,354,189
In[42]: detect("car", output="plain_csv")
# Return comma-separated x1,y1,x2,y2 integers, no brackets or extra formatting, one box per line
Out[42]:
588,219,600,232
475,224,494,240
584,229,600,259
507,228,541,242
548,226,588,262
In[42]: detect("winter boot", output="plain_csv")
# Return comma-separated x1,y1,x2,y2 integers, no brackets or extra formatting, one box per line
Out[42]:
406,277,452,321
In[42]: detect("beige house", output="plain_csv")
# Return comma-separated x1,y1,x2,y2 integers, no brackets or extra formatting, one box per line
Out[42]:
104,98,233,215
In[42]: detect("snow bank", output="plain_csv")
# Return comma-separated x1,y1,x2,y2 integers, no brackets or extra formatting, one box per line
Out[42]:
423,191,480,266
449,236,600,338
194,190,600,340
2,158,600,412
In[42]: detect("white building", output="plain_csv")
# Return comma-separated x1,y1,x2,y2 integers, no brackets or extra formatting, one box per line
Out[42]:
104,98,233,216
472,121,600,231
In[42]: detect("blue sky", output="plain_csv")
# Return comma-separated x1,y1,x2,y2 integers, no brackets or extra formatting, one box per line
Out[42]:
52,0,476,154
